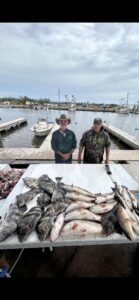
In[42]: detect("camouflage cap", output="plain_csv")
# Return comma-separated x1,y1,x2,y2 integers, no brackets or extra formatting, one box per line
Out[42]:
94,118,102,124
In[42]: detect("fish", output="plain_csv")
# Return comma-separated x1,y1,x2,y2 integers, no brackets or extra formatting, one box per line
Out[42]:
65,200,93,213
51,177,65,203
23,177,39,190
65,208,101,222
65,192,96,202
120,186,133,210
16,189,39,208
101,206,118,236
60,220,103,238
50,213,65,242
61,183,95,197
0,204,22,242
131,220,139,236
37,192,51,208
117,204,134,241
114,190,126,208
38,175,55,195
90,201,117,214
45,201,69,217
17,206,42,242
95,192,115,204
37,214,54,241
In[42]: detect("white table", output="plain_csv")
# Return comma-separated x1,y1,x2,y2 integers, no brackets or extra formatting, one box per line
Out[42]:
0,164,139,249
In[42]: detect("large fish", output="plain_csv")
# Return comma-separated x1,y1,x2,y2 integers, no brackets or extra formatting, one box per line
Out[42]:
17,206,42,242
65,200,93,213
23,177,39,190
65,208,101,222
0,204,22,242
61,183,95,197
16,189,39,208
65,192,96,202
37,214,54,241
60,220,103,238
90,201,117,214
51,177,65,203
117,204,134,241
50,213,65,242
95,192,115,204
38,175,55,195
45,201,68,217
37,192,51,208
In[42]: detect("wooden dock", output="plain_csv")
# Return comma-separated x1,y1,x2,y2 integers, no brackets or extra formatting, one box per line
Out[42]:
103,122,139,149
40,123,59,149
0,118,27,133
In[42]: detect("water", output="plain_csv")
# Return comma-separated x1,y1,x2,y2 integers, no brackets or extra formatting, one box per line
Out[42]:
0,107,139,149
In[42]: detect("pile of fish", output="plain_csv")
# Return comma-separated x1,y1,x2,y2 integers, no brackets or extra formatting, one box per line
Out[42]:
0,174,139,243
0,168,25,199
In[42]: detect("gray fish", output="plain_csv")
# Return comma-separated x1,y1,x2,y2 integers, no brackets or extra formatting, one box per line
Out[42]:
65,192,96,202
17,206,42,242
16,189,39,208
38,175,55,195
117,204,134,241
61,183,95,197
37,192,51,208
23,177,39,189
37,214,54,241
0,204,22,242
45,201,69,217
51,178,65,203
50,213,65,242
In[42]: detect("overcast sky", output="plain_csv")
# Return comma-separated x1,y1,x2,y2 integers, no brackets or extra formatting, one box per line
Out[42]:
0,23,139,104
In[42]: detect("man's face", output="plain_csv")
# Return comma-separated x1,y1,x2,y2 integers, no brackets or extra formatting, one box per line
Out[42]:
93,122,102,132
59,119,68,131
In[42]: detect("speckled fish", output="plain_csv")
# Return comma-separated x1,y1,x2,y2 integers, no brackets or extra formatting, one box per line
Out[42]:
17,206,42,242
51,177,65,203
60,220,103,238
65,200,93,213
0,204,22,242
61,183,95,197
37,192,51,208
117,204,134,241
50,213,65,242
45,201,69,217
38,175,55,195
90,201,117,214
65,192,96,202
37,214,54,241
16,189,39,208
95,192,115,204
114,190,126,208
65,208,101,222
23,177,39,190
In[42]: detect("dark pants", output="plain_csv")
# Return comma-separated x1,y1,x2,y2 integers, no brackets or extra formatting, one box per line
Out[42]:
83,157,103,164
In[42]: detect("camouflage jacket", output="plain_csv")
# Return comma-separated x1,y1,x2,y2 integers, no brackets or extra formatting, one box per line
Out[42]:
79,128,111,163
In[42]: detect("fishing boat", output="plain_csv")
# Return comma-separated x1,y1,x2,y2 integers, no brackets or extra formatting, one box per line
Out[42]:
118,92,130,114
30,119,54,137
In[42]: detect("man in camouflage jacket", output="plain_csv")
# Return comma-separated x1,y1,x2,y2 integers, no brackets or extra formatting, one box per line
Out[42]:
78,118,111,164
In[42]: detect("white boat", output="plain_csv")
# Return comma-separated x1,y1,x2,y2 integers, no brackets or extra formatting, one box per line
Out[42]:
30,119,54,137
118,92,130,114
68,103,76,111
118,107,130,114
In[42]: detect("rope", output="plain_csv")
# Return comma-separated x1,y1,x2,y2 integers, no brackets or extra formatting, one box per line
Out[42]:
9,248,24,275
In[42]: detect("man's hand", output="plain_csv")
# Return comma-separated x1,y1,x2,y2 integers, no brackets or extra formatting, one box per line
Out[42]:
61,153,71,161
78,156,82,164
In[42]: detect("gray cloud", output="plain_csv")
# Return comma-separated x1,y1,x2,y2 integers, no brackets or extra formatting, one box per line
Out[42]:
0,23,139,103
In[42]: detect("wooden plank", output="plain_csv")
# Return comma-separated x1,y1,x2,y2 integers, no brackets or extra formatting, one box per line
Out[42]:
0,118,27,132
40,123,59,149
103,123,139,149
0,148,139,161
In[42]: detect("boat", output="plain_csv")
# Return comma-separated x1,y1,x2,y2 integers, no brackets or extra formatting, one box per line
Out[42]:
131,101,139,114
118,107,130,114
67,95,76,111
118,92,130,114
30,119,54,137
